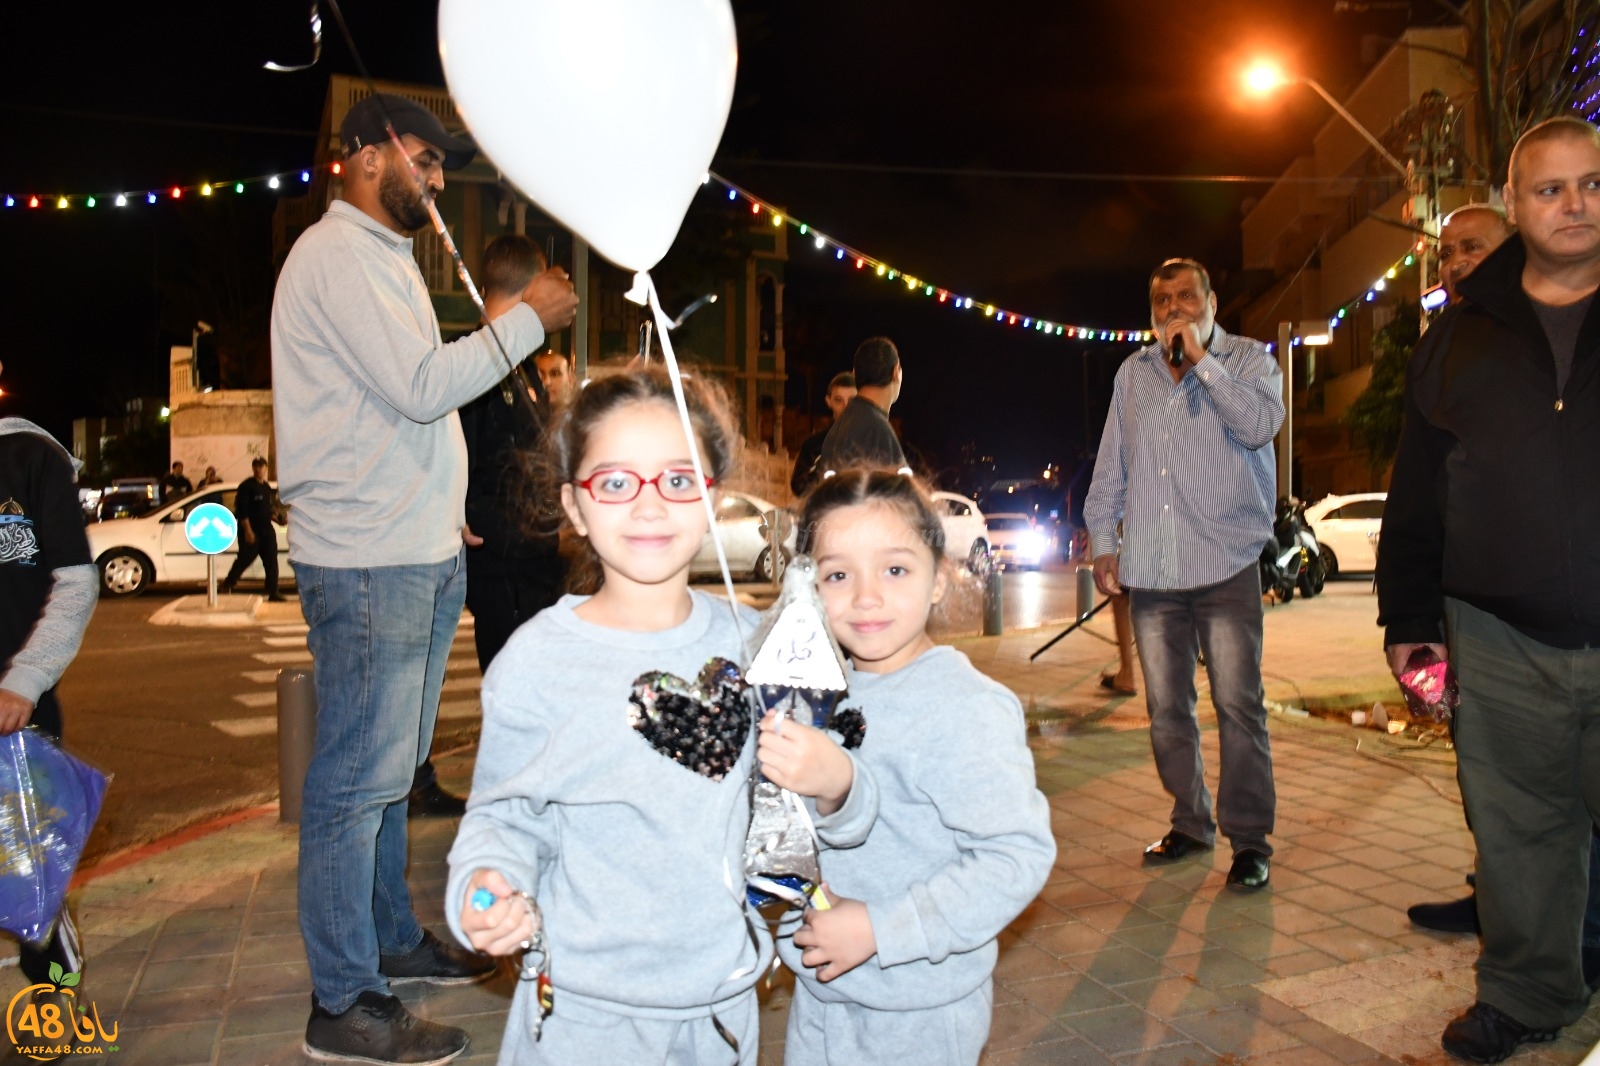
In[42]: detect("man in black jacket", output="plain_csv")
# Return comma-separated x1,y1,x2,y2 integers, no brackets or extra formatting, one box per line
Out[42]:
1379,117,1600,1063
221,458,283,601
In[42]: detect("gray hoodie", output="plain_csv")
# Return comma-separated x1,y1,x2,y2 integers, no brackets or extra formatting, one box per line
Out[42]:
271,200,547,568
448,591,877,1038
778,646,1055,1011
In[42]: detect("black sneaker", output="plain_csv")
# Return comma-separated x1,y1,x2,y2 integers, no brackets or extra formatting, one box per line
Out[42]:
1408,893,1480,934
1441,1002,1558,1064
304,991,468,1065
406,782,467,819
379,930,495,986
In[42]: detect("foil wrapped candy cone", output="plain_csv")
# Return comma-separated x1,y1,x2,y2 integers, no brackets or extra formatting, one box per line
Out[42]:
742,555,860,907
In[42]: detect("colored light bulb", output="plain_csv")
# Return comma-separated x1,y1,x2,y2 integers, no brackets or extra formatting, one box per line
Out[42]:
57,196,68,209
269,176,281,189
115,194,126,206
235,183,244,193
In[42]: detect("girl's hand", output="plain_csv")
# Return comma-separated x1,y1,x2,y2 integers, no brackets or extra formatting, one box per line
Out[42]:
792,884,876,982
758,710,854,814
459,869,539,956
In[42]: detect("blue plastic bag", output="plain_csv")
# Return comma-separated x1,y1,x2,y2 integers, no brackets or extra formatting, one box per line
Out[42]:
0,730,108,944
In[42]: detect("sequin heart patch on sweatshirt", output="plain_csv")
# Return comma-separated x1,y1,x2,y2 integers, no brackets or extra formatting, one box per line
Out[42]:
627,658,753,782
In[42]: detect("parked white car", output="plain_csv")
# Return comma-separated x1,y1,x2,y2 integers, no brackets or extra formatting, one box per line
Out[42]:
930,491,989,571
691,490,796,582
1303,492,1386,576
85,485,291,597
985,512,1050,570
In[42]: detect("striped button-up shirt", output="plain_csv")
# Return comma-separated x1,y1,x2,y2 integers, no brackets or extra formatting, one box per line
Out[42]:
1083,326,1284,591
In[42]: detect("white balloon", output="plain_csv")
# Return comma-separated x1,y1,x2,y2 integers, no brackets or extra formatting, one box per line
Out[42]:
438,0,738,273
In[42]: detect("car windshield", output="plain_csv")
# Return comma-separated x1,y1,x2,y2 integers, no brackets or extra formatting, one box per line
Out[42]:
988,517,1032,531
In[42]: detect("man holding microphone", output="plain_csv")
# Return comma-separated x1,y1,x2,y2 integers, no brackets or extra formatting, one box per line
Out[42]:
1084,258,1284,890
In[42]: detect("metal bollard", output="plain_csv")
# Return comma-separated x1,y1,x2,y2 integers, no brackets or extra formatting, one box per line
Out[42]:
982,566,1004,636
1076,564,1096,620
277,667,318,824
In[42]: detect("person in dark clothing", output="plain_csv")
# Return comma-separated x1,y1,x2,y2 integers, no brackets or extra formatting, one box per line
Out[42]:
0,411,98,993
818,336,908,475
408,234,566,819
221,458,283,600
1378,117,1600,1064
160,460,193,503
790,371,855,496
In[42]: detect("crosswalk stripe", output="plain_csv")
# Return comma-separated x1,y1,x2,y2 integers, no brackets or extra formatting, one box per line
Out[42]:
232,692,278,708
211,698,481,738
265,623,310,635
263,636,307,648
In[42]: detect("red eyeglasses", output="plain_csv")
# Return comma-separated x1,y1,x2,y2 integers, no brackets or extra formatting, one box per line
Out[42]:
573,468,714,504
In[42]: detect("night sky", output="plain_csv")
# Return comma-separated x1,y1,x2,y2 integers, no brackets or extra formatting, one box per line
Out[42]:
0,0,1429,478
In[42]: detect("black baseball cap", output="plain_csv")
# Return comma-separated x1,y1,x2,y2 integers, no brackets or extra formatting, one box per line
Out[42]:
339,93,476,171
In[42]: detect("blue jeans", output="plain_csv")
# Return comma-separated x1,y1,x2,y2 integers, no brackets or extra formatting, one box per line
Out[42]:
1129,564,1275,855
294,550,467,1014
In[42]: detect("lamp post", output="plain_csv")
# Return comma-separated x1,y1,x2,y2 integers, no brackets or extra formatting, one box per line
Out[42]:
1242,63,1435,309
1276,320,1334,499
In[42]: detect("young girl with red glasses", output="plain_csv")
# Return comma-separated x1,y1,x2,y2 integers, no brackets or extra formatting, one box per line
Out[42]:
446,366,870,1064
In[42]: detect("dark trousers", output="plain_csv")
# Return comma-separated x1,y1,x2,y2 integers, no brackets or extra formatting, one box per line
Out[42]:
1447,597,1600,1028
411,553,564,793
224,524,279,595
1129,564,1275,855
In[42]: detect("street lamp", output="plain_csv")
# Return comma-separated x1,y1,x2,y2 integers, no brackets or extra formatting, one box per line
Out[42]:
1241,62,1410,180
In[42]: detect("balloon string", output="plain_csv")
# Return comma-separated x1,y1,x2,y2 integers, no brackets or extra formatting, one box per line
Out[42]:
641,272,748,660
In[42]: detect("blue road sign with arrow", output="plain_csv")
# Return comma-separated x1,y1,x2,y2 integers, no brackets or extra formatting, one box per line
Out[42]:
184,502,238,555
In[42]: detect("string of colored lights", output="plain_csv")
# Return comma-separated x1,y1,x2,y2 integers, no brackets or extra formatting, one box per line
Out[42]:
704,172,1159,343
1273,238,1432,353
0,163,331,209
1,157,1436,346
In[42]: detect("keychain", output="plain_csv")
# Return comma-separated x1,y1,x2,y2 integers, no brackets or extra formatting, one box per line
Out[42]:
472,886,553,1039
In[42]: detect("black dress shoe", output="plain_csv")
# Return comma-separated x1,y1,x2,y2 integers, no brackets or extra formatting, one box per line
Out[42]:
1440,1001,1558,1063
1226,849,1270,890
406,782,467,819
1143,830,1212,863
305,990,469,1064
266,593,288,602
1408,892,1480,934
379,929,495,986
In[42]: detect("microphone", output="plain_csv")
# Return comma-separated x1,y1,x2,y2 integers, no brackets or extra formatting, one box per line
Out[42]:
1167,330,1184,367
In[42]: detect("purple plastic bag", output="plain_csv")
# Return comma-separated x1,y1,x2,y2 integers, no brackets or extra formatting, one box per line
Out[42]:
0,730,108,944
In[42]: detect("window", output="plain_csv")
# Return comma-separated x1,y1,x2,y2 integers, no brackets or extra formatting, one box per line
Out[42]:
945,500,970,517
1342,499,1385,520
413,224,456,294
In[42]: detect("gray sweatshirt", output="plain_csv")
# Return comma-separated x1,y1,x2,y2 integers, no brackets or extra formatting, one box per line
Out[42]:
777,646,1055,1011
271,200,547,568
447,591,877,1035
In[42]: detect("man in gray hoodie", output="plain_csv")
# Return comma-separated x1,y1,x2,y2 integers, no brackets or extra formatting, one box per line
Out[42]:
271,93,577,1065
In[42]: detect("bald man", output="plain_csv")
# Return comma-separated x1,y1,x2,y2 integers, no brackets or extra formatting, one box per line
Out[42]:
1439,204,1513,303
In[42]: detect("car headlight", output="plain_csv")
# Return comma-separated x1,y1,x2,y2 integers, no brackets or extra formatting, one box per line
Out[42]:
1021,531,1047,557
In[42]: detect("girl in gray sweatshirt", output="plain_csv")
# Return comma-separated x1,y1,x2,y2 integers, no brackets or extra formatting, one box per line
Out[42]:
779,470,1057,1066
446,368,870,1065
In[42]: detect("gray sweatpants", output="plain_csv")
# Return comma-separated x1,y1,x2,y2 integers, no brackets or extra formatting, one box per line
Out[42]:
500,990,757,1066
1447,598,1600,1029
783,979,992,1066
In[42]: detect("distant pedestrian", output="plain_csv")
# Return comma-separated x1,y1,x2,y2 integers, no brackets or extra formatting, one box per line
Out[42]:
790,371,855,495
0,410,98,990
272,91,577,1064
1379,117,1600,1063
200,465,223,487
819,337,909,476
1084,257,1283,891
220,458,283,601
159,460,192,503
